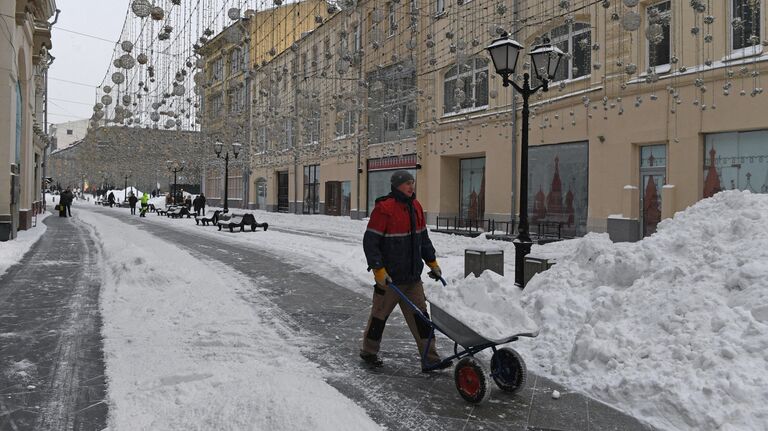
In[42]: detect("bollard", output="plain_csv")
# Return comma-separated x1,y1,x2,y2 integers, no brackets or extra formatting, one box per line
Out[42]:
464,247,504,278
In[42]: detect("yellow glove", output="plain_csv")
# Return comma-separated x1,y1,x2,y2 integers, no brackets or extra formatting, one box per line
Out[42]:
426,260,442,281
373,268,392,287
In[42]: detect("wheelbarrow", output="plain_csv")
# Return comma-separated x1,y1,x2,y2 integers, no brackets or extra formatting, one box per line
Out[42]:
387,278,538,404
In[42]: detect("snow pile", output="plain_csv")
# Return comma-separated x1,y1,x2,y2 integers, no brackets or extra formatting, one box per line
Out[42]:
519,191,768,431
426,271,538,341
0,212,49,278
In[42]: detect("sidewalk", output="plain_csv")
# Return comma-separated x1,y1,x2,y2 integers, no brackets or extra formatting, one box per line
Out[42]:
0,212,107,430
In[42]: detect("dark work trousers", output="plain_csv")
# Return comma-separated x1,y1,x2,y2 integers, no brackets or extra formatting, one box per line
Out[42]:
130,205,136,215
361,280,440,364
65,204,72,217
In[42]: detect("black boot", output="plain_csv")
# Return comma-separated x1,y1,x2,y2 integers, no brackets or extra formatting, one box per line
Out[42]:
359,351,383,368
422,360,453,373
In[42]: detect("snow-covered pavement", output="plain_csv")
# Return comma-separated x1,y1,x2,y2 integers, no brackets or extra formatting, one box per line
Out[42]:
2,190,767,430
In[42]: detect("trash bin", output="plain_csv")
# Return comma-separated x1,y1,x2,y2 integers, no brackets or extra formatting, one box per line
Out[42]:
464,247,504,278
523,256,553,287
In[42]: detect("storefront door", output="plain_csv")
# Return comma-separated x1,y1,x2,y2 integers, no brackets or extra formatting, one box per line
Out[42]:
277,171,289,213
640,145,666,237
325,181,341,216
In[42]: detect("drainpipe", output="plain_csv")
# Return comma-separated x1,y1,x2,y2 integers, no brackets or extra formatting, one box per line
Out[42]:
42,9,60,209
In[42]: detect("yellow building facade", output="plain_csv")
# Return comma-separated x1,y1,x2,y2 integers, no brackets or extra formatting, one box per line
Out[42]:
0,0,57,240
209,0,767,242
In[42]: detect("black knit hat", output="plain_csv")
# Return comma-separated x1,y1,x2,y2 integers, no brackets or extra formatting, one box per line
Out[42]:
390,170,415,187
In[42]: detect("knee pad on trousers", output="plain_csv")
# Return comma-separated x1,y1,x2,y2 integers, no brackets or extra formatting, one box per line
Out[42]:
416,310,432,339
366,315,388,341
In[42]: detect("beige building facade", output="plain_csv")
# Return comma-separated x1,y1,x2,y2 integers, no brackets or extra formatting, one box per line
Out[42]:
0,0,57,240
202,0,768,242
199,0,331,211
50,118,88,151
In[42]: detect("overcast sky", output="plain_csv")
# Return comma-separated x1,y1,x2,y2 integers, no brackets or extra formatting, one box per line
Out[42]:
48,0,129,126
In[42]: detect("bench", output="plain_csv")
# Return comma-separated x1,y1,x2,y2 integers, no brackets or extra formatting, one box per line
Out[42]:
217,212,269,232
167,206,192,219
195,210,221,226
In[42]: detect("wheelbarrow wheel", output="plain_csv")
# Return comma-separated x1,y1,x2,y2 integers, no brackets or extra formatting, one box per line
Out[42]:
490,347,527,394
454,357,492,404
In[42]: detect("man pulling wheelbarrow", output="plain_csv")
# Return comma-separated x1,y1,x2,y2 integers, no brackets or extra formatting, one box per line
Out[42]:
360,170,451,372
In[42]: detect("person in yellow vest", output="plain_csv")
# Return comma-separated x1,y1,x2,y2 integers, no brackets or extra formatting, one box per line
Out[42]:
139,192,150,217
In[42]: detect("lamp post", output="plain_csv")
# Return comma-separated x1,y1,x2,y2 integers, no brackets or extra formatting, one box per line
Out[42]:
124,171,131,201
214,141,241,213
487,33,563,288
166,160,184,204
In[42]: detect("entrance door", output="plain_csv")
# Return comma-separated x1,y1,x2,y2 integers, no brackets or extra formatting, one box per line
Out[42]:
640,145,666,237
325,181,341,216
460,157,486,223
277,171,289,213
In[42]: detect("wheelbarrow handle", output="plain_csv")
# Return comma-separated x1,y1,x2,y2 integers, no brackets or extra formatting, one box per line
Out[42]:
438,276,447,286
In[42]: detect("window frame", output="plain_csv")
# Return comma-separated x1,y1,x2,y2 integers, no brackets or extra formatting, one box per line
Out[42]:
335,110,358,139
547,22,591,83
435,0,445,17
388,2,397,37
729,0,763,58
645,1,672,72
443,58,489,116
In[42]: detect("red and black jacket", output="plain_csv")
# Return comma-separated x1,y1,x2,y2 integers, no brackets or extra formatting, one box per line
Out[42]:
363,189,436,285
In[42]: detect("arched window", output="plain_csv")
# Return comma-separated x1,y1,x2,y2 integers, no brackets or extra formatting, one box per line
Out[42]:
547,22,591,82
443,58,488,115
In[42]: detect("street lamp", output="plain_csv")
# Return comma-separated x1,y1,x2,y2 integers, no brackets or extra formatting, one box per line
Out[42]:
214,141,241,213
124,171,132,201
166,160,185,204
487,33,563,288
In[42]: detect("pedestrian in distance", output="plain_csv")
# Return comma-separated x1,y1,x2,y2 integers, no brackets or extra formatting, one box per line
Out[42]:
128,192,138,215
108,191,116,208
359,170,449,372
60,187,74,217
192,195,201,216
184,195,192,212
198,193,206,216
139,192,149,217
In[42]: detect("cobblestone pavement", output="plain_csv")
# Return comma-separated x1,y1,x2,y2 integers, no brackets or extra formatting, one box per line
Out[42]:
92,206,655,431
0,213,107,431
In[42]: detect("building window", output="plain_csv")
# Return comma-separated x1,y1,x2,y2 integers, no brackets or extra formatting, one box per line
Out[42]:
460,157,485,222
303,164,320,214
528,141,589,238
213,56,225,81
366,155,417,214
443,58,488,114
230,48,243,74
409,0,418,28
210,93,223,118
306,117,321,144
547,22,591,82
311,44,319,70
732,0,761,51
257,127,268,152
388,2,397,37
335,111,357,137
647,1,671,68
704,130,768,198
66,129,73,135
367,63,417,144
227,86,246,113
435,0,445,16
228,166,243,202
324,36,331,65
280,118,295,150
353,25,362,52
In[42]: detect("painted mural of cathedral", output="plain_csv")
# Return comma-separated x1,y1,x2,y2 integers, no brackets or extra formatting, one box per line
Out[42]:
528,142,589,238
